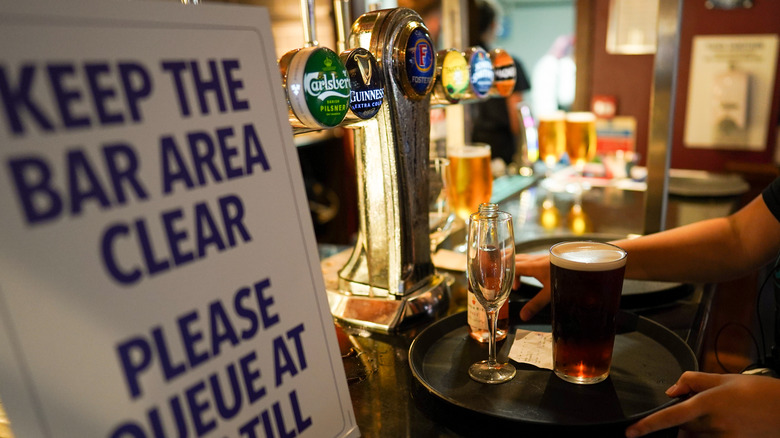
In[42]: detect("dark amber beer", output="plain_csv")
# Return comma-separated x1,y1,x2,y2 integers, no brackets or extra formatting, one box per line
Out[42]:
550,241,626,384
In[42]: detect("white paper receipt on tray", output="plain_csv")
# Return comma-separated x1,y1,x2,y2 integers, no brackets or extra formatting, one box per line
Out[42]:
508,329,553,370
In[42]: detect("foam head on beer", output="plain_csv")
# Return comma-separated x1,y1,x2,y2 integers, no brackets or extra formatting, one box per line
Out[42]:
550,241,626,271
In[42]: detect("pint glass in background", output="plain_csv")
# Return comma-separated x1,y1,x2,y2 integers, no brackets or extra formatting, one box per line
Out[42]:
537,110,566,171
549,241,627,384
445,144,493,222
564,112,597,169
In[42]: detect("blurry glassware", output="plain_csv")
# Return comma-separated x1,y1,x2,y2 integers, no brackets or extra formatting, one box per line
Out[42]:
565,111,597,173
445,143,493,223
567,202,592,235
603,149,629,180
539,195,561,230
429,158,455,253
466,203,516,384
537,110,566,176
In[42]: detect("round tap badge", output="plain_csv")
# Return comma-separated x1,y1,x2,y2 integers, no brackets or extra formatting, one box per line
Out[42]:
441,50,469,100
469,47,494,99
490,48,517,97
404,27,435,98
342,47,384,120
300,47,350,127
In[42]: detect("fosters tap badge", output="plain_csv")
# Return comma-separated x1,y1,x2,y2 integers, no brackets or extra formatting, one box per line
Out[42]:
404,27,435,98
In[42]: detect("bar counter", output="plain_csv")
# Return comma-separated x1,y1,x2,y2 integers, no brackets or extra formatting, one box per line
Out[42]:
322,176,744,438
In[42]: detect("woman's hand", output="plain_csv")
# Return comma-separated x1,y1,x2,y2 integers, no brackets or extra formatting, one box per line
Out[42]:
625,371,780,438
514,253,551,321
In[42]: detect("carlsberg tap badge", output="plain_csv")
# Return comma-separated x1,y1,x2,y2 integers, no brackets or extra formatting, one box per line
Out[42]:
304,48,351,126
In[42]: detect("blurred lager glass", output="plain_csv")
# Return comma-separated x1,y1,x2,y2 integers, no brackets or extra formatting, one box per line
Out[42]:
445,144,492,222
537,111,566,169
565,111,597,168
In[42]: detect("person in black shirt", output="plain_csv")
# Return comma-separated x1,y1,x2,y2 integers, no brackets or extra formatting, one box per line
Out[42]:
516,177,780,437
469,0,531,166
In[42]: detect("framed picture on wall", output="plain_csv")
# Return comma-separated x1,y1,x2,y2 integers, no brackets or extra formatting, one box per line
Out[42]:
683,34,779,150
606,0,659,55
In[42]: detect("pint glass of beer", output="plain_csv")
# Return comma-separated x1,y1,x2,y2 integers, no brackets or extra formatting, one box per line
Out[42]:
445,144,493,222
537,111,566,171
564,112,597,169
549,241,627,384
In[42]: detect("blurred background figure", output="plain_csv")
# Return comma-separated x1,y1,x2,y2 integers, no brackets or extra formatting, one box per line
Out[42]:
398,0,442,46
469,0,531,166
531,34,576,118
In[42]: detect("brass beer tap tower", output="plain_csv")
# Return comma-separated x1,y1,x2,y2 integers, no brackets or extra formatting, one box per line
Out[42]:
326,8,449,333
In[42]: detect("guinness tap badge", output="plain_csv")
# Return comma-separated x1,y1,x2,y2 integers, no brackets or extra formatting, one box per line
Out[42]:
357,51,371,84
341,47,384,121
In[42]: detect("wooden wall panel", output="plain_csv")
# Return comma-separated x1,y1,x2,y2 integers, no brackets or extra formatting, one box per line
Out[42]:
585,0,780,172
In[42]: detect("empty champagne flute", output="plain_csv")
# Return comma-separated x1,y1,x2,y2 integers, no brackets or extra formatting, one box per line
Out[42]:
466,203,516,384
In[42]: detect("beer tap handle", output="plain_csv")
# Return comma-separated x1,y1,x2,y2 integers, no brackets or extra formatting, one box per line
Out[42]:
300,0,318,47
278,0,352,132
333,0,384,126
333,0,351,53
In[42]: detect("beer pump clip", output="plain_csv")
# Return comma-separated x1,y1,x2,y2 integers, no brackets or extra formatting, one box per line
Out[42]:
460,45,494,103
278,0,351,132
488,48,517,98
334,0,385,124
325,8,449,333
430,48,470,106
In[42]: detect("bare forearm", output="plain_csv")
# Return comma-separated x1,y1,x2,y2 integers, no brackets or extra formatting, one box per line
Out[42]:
612,196,780,283
613,218,742,283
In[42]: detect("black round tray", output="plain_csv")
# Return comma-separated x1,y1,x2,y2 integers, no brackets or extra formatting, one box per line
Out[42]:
409,305,697,436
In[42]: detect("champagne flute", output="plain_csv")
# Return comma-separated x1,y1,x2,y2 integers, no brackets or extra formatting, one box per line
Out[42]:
466,203,516,384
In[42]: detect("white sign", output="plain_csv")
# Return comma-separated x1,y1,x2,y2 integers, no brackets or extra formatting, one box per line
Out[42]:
0,1,359,437
683,34,779,150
